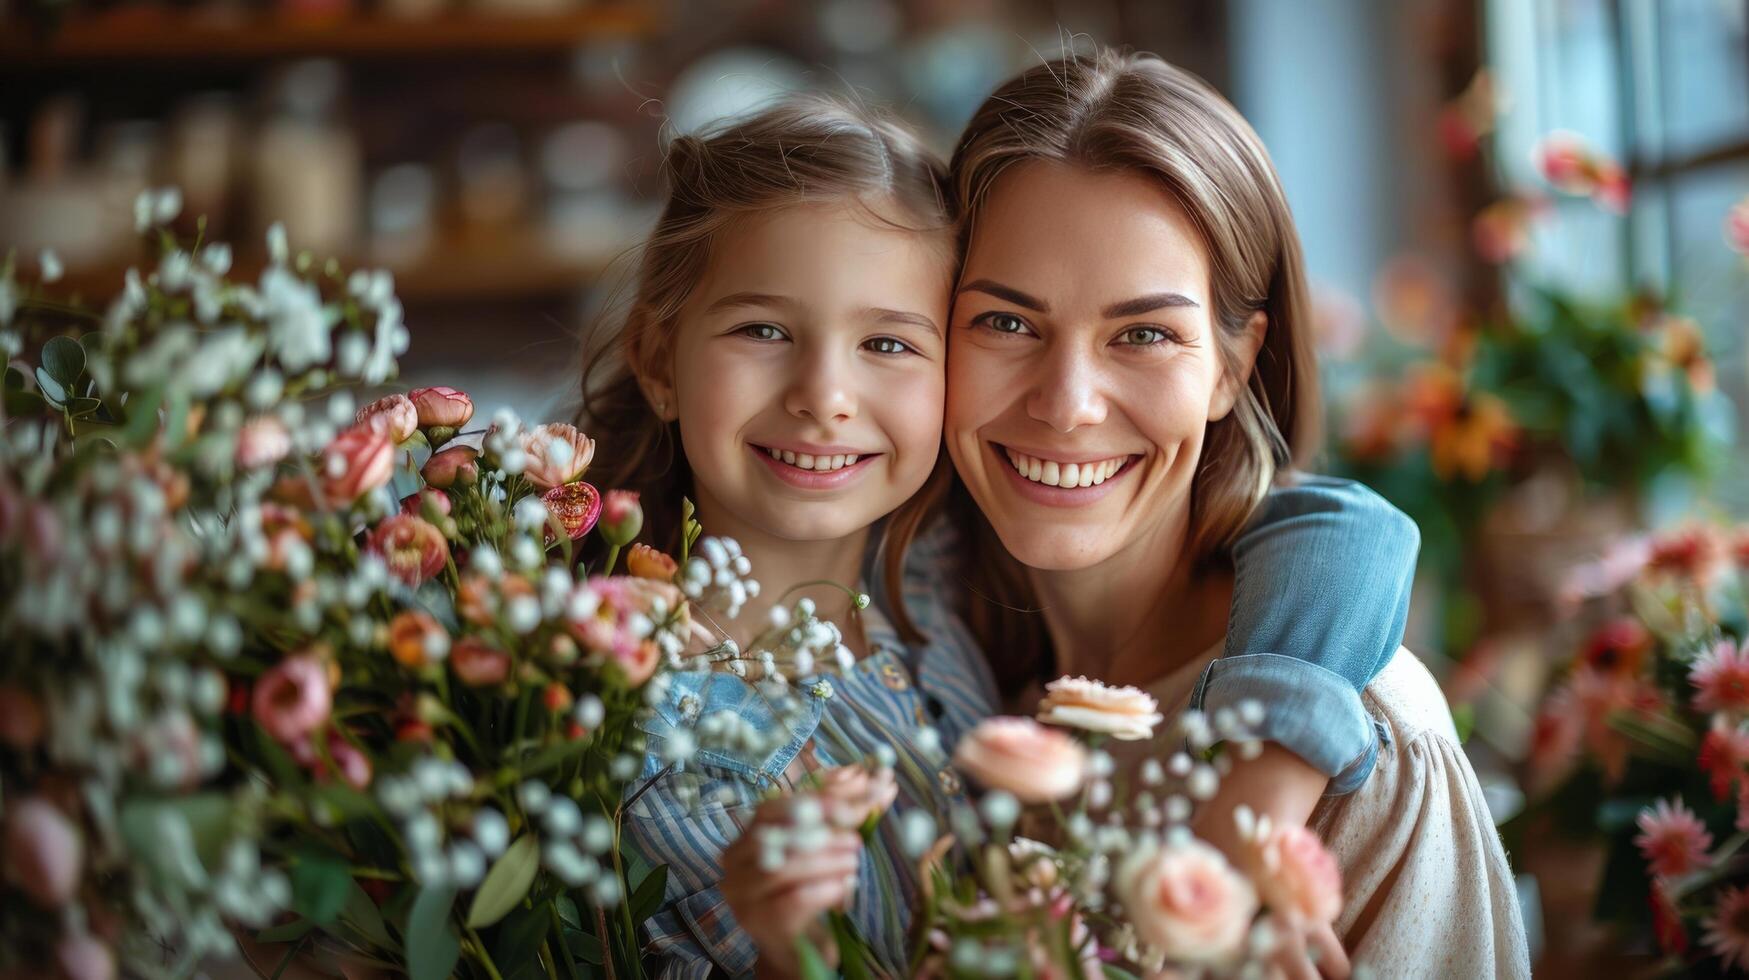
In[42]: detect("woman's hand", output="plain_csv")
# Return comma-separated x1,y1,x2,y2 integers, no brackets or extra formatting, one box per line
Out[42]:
719,797,863,980
1264,915,1351,980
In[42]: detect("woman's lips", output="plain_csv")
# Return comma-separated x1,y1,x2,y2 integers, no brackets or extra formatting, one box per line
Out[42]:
990,442,1136,507
749,443,880,489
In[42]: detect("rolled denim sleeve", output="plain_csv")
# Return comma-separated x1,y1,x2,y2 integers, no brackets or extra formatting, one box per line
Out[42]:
1193,475,1419,794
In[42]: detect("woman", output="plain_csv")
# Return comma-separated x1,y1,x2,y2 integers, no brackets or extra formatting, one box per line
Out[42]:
937,49,1530,976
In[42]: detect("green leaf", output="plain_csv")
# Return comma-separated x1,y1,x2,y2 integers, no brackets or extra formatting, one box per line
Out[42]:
564,928,603,965
405,886,460,980
255,918,315,944
555,894,581,929
121,385,165,446
41,335,84,385
337,877,395,952
292,851,352,925
795,935,834,980
490,900,553,980
1101,968,1143,980
628,862,667,925
3,368,45,416
66,396,102,418
466,833,541,929
34,367,65,405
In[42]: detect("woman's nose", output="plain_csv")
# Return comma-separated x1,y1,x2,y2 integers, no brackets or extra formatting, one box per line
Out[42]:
782,344,858,424
1025,344,1107,432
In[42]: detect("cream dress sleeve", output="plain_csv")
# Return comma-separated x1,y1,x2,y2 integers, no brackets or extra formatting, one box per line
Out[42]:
1308,648,1531,979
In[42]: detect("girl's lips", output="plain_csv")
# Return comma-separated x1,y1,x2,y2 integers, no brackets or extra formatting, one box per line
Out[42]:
749,443,880,490
989,442,1136,507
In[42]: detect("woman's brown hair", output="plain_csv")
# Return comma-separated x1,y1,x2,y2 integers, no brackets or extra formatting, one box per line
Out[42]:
931,47,1324,696
575,93,954,641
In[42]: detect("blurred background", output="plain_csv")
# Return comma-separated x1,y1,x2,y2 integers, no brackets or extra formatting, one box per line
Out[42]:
3,0,1748,974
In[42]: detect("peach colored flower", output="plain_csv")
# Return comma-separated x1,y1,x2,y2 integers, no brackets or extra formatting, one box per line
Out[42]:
1116,839,1258,963
1249,823,1342,925
258,503,313,573
952,717,1087,803
3,797,82,908
519,423,595,489
400,487,451,519
389,610,446,668
627,543,678,581
1635,797,1713,880
1692,640,1749,715
366,514,450,586
571,576,682,687
541,481,602,542
1036,675,1164,741
1471,195,1548,264
421,445,479,488
1704,885,1749,970
54,932,115,980
235,415,292,469
1647,525,1730,589
1580,618,1652,679
253,654,332,744
319,427,394,506
408,385,473,429
354,393,419,444
457,574,497,626
814,765,900,830
451,638,511,687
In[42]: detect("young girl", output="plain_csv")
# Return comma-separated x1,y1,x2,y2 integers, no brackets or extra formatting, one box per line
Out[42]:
579,94,1419,978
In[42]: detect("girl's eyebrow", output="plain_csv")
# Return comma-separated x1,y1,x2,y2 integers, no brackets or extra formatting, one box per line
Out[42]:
863,307,941,338
704,291,792,314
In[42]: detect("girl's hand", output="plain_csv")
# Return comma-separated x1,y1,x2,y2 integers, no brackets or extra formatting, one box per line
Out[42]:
719,797,863,980
1265,915,1351,980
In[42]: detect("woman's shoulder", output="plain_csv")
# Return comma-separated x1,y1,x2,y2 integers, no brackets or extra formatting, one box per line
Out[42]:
1361,648,1461,747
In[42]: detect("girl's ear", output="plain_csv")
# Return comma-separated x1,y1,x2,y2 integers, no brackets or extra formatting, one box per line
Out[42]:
1208,310,1268,421
626,313,679,422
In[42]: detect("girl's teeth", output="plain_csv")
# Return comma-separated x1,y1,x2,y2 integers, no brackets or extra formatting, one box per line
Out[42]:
1004,449,1126,488
782,450,797,464
762,447,861,472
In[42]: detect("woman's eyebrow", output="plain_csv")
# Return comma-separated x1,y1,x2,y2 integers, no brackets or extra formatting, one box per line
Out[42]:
957,279,1049,312
863,307,942,338
704,291,792,314
1102,292,1200,317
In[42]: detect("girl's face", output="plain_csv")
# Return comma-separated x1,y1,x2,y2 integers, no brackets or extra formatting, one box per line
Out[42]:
664,200,951,544
945,160,1261,572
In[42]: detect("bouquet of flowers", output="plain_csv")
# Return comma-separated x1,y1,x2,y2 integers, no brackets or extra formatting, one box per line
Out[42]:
0,190,817,980
1515,523,1749,973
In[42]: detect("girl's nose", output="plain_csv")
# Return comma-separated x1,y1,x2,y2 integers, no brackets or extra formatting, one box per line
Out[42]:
783,344,858,424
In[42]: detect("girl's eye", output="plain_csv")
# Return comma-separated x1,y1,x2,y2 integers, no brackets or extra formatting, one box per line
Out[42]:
864,336,916,356
736,323,787,342
974,312,1033,336
1116,326,1176,347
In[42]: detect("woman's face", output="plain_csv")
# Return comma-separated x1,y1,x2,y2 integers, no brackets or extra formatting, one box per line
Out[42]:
945,160,1260,572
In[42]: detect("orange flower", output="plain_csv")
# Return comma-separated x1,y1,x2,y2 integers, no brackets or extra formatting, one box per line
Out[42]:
1471,195,1548,264
457,574,496,625
1647,315,1715,394
1371,255,1458,345
1428,391,1517,482
451,637,511,687
388,610,446,668
1580,618,1652,679
626,543,678,581
366,514,450,586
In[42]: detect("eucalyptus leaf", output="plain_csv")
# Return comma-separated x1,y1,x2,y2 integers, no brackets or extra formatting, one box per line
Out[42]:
337,877,395,952
121,386,165,446
41,335,84,385
34,367,65,405
466,833,540,928
291,851,351,925
405,886,460,980
66,396,102,418
628,862,667,926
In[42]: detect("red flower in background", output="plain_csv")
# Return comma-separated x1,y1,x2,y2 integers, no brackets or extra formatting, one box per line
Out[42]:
1635,797,1712,880
1532,131,1631,213
1647,526,1730,590
1652,881,1689,956
1691,640,1749,715
1581,619,1652,679
1437,69,1500,161
1699,718,1749,801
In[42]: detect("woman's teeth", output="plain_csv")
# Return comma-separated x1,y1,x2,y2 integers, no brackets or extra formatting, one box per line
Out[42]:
765,447,860,471
1004,449,1125,488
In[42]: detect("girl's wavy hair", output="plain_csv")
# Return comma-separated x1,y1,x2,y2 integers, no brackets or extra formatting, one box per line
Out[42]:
575,93,955,641
929,48,1324,696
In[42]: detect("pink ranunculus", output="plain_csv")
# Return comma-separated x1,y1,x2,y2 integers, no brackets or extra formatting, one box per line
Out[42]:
952,717,1087,804
354,393,419,444
0,684,45,750
1250,823,1343,926
571,576,682,686
55,932,116,980
3,797,82,908
814,764,900,830
422,445,480,488
599,489,643,547
235,415,292,470
253,654,332,745
408,386,474,429
292,731,374,789
519,423,595,489
366,514,450,586
400,487,452,519
319,427,395,506
1116,839,1258,964
451,638,512,688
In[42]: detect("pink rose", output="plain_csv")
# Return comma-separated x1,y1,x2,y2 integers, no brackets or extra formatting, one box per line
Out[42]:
0,684,45,750
292,731,374,789
253,654,332,744
3,797,82,908
599,490,643,547
1116,839,1258,963
814,765,900,830
1248,824,1342,926
354,394,419,444
409,386,474,429
952,717,1087,803
542,482,602,542
235,416,291,470
422,445,480,488
451,638,511,688
320,428,394,506
400,488,452,519
519,423,595,489
366,514,450,586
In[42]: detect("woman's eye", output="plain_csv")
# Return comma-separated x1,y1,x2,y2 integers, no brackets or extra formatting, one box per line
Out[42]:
1117,326,1174,346
736,323,786,341
864,337,915,356
976,312,1032,336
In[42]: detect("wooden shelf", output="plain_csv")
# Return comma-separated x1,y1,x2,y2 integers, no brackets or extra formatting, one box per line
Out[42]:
0,4,658,66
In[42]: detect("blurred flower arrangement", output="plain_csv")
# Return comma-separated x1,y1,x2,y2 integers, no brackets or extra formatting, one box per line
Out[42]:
1509,522,1749,973
766,678,1343,979
1329,73,1737,655
0,190,834,979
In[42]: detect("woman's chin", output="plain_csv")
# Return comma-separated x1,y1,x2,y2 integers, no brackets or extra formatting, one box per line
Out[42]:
992,525,1118,572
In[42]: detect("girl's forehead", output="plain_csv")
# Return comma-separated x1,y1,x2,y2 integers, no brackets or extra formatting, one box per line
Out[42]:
695,202,955,301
